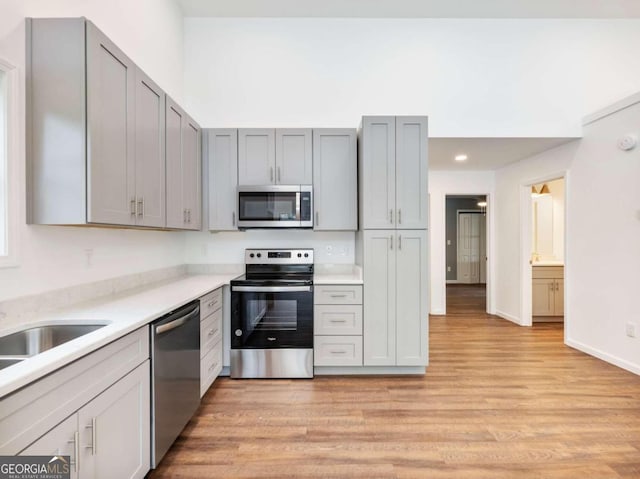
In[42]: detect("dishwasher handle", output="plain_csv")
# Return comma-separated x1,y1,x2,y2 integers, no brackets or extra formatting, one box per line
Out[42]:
154,303,199,335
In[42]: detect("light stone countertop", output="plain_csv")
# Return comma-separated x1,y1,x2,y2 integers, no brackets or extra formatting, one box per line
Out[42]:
532,261,565,266
0,273,240,398
314,265,363,285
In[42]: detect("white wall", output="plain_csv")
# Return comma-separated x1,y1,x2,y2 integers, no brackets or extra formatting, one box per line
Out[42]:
493,142,577,324
565,98,640,374
185,230,355,265
428,171,495,315
184,18,640,136
0,0,186,303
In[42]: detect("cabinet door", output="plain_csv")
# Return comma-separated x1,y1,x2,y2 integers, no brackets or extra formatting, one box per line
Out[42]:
20,414,79,479
396,230,428,366
79,361,150,479
165,98,186,229
183,115,201,230
361,117,396,229
313,129,357,231
206,129,238,230
86,22,136,225
134,68,165,228
532,278,554,316
363,230,396,366
276,129,312,184
554,280,564,316
395,117,428,229
238,129,275,185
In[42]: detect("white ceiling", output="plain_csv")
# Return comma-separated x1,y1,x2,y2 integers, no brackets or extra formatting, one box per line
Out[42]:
177,0,640,18
428,138,578,171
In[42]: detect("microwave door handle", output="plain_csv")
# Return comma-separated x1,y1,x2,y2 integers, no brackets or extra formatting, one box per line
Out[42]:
296,192,301,221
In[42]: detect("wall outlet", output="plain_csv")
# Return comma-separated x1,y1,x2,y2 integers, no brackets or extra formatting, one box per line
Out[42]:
447,239,451,246
447,266,451,272
626,322,637,338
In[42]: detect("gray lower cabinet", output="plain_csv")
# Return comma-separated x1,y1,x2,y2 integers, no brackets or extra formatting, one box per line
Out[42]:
166,98,202,230
359,116,428,230
21,362,150,479
205,129,238,231
312,129,357,231
363,230,428,366
238,128,312,185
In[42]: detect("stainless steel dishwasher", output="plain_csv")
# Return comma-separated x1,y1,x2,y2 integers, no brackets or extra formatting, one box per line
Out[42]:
150,300,200,468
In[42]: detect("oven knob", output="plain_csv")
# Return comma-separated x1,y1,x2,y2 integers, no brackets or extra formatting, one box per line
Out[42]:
235,329,243,337
304,253,309,258
297,253,302,258
257,253,262,258
249,253,254,258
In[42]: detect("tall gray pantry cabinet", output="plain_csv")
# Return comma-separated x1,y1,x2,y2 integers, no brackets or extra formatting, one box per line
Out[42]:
357,116,429,368
26,18,200,230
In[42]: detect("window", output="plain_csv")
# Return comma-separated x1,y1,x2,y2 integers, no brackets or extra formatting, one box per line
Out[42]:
0,58,17,267
0,68,7,257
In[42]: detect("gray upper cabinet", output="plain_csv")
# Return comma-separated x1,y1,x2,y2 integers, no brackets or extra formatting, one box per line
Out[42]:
276,129,313,184
86,22,136,226
238,128,312,185
359,116,428,230
166,98,201,231
238,129,275,185
206,129,238,231
27,18,198,231
134,69,166,228
312,129,357,231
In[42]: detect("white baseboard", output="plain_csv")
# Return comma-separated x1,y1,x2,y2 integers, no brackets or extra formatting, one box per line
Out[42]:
496,309,525,326
566,338,640,376
430,308,446,315
315,366,426,375
445,280,459,284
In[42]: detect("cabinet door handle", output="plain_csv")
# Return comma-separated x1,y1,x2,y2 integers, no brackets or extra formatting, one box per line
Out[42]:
67,431,79,472
389,209,393,224
330,350,347,354
84,417,97,455
556,282,559,291
277,166,281,183
232,211,236,226
130,198,136,216
270,167,274,182
183,209,187,223
390,235,393,250
315,211,319,226
398,234,402,250
187,209,192,223
549,283,553,292
398,209,402,225
137,197,144,217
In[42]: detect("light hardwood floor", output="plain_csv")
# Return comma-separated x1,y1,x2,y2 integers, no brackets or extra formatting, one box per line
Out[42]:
148,286,640,478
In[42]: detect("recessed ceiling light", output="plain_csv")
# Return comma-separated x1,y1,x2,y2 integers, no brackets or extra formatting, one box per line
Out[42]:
454,154,468,162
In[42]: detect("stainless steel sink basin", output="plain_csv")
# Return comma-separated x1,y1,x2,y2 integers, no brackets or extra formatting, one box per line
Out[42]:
0,324,107,359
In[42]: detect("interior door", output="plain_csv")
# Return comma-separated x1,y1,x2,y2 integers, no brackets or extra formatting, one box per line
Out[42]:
457,213,481,283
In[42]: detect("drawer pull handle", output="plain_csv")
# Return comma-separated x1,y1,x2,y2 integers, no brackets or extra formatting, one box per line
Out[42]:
330,294,347,298
208,362,218,372
208,300,218,307
329,319,347,323
330,350,347,354
208,328,218,337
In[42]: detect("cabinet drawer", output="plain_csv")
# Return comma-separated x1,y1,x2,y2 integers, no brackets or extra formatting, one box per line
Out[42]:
314,305,362,335
314,285,362,305
200,288,223,318
201,340,222,397
200,308,222,358
532,266,564,279
314,336,363,366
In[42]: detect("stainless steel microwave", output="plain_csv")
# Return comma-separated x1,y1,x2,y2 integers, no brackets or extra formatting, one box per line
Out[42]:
237,185,313,228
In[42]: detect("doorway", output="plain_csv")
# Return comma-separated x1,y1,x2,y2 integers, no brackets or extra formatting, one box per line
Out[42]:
445,196,488,314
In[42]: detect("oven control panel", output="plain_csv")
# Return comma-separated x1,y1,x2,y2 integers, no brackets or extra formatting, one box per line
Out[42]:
245,249,314,264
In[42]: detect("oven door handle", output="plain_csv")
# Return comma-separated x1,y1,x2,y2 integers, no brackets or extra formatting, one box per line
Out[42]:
232,286,312,293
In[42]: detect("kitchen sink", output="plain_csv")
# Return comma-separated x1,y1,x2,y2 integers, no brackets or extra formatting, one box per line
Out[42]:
0,324,107,359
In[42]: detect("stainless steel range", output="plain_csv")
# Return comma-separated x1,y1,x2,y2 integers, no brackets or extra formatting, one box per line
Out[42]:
230,249,314,378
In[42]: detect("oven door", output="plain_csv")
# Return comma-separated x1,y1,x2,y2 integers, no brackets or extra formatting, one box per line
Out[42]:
237,185,312,228
231,285,313,349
